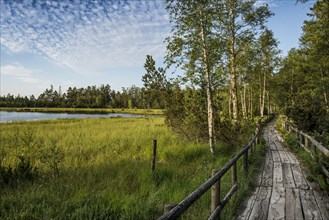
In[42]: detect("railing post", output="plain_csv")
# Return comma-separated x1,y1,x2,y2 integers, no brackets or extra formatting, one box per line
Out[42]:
250,139,254,153
164,204,177,215
243,151,248,176
232,162,237,185
305,136,309,149
152,140,157,172
211,169,220,218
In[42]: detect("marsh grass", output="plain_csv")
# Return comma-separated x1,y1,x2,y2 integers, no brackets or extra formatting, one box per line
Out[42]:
0,117,264,219
0,107,163,115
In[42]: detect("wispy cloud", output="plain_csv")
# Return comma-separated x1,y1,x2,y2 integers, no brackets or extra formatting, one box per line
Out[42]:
1,64,37,77
0,0,170,75
1,63,49,85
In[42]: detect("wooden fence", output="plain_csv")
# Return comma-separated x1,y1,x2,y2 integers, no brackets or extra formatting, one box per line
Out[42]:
158,120,263,220
281,118,329,178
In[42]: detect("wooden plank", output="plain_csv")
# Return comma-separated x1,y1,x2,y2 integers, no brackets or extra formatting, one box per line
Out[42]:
285,188,303,220
282,163,296,188
237,187,260,220
274,140,284,151
285,151,299,164
273,162,283,187
264,129,270,143
278,150,290,163
268,186,285,220
269,142,277,150
291,164,309,189
272,151,281,162
248,186,272,220
300,189,323,220
313,190,329,220
262,151,273,187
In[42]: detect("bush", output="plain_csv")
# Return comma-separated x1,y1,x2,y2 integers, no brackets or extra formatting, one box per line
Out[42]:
284,133,299,152
0,156,38,187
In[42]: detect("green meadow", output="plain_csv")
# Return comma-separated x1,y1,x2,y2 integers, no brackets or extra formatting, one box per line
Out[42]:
0,117,265,219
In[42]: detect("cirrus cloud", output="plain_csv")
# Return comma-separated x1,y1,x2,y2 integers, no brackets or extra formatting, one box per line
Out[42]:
0,0,171,75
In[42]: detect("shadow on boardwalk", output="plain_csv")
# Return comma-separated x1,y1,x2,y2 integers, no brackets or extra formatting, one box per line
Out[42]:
238,119,329,220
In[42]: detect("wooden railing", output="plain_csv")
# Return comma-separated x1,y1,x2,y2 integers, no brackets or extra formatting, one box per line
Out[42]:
281,118,329,178
158,120,264,220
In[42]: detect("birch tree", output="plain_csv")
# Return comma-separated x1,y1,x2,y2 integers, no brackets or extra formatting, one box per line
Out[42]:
165,0,223,153
220,0,272,123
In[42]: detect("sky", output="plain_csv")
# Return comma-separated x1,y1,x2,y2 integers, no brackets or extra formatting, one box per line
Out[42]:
0,0,316,97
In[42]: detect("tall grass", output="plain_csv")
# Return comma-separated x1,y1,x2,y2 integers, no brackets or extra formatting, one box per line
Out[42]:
0,107,163,115
0,117,264,219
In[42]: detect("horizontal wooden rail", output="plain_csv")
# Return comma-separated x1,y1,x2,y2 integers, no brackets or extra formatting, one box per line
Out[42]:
208,183,239,220
158,118,264,220
281,118,329,178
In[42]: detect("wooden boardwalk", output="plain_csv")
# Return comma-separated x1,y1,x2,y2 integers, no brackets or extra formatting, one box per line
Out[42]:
238,120,329,220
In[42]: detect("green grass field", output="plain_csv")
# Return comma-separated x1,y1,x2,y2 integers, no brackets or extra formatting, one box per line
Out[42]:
0,107,163,115
0,117,265,219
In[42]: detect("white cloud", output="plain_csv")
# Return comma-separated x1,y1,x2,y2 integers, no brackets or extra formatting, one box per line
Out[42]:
0,0,171,75
1,64,38,77
1,64,48,85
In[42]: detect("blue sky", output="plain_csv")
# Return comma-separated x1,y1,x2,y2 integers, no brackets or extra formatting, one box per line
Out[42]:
0,0,316,97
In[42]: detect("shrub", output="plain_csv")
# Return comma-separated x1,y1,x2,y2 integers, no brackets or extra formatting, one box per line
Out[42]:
0,156,38,187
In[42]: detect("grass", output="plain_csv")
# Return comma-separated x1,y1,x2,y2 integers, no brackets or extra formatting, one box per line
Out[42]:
0,107,163,115
0,117,265,219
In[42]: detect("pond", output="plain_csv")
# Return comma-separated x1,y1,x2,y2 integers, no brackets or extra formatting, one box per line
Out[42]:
0,111,143,123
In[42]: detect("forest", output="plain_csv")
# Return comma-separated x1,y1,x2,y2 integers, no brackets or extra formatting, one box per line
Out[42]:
1,0,328,218
2,0,328,146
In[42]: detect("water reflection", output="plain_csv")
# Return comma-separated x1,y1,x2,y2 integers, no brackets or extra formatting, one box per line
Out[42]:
0,111,142,123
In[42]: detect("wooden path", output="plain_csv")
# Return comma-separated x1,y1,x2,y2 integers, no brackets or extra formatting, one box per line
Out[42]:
238,119,329,220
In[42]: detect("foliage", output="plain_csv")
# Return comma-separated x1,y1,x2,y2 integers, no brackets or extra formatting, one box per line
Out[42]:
272,0,329,137
0,156,39,188
162,0,281,154
166,0,224,153
40,142,64,179
142,55,169,109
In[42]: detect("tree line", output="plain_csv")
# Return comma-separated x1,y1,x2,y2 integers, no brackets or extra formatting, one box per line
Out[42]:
0,84,165,109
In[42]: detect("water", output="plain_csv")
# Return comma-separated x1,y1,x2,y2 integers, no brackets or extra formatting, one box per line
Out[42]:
0,111,142,123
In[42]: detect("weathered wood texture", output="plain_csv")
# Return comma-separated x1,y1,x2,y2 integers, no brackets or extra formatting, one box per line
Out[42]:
238,119,329,220
248,186,272,220
285,188,303,220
